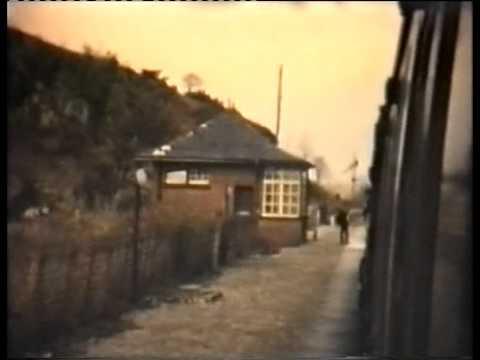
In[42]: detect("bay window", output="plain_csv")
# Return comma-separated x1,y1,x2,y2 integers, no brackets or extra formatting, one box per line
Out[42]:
262,168,302,218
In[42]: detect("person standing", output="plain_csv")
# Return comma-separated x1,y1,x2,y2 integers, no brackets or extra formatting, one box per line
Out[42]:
335,208,350,245
315,204,323,240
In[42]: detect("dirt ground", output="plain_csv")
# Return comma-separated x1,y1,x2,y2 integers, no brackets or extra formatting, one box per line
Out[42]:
51,225,366,359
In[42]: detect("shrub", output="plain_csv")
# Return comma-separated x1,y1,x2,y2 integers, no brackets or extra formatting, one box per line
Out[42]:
8,209,130,257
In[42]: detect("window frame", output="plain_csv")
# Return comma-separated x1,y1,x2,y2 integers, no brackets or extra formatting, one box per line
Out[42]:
261,168,302,218
164,170,188,185
163,168,211,187
187,168,210,185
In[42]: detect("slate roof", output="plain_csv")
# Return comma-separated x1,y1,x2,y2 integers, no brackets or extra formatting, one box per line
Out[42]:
136,113,312,168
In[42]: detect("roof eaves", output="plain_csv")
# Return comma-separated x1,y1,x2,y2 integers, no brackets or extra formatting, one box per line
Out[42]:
134,154,312,168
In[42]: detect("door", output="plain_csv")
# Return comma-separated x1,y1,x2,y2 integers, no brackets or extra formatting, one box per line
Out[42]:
233,186,254,217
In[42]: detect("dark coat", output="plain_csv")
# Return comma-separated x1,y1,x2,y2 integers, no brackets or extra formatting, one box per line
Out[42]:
335,210,349,228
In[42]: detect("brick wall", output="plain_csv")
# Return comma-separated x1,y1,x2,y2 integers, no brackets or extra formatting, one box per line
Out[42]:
153,164,307,250
155,164,258,221
258,218,305,249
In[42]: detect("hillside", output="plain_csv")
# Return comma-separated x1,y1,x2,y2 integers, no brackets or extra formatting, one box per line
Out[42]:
7,27,275,221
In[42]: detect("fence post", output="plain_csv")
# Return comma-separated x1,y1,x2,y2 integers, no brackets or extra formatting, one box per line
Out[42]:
211,213,222,273
131,183,141,303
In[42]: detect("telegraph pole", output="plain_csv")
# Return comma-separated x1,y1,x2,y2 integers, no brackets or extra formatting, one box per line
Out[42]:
351,165,357,199
275,64,283,144
344,157,359,200
350,157,358,199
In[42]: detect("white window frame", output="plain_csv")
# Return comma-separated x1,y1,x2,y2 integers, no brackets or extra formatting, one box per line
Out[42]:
165,170,187,184
164,168,210,186
188,169,210,185
261,168,302,218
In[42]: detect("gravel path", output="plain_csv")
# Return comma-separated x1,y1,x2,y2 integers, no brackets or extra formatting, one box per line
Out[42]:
60,225,366,359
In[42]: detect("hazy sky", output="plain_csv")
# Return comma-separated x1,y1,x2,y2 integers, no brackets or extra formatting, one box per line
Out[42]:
8,1,401,184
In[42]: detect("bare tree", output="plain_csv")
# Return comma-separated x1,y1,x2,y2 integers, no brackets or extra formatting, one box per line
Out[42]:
182,73,203,93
